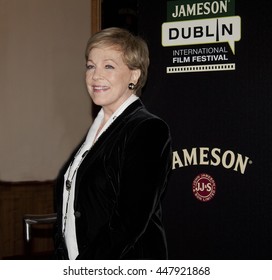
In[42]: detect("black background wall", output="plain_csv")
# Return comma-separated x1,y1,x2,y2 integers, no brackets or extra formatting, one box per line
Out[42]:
138,0,272,259
102,0,272,259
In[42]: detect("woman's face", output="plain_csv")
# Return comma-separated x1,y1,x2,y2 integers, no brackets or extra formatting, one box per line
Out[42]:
86,46,140,114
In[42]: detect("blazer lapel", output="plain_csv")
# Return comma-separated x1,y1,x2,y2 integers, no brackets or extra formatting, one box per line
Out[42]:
74,99,144,204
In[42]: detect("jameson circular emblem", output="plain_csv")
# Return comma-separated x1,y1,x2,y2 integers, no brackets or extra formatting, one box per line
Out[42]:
192,173,216,202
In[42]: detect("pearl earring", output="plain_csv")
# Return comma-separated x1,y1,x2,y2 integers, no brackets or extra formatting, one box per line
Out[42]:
128,83,136,90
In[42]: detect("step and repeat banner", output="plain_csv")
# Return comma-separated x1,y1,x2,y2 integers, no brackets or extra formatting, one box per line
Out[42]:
139,0,272,259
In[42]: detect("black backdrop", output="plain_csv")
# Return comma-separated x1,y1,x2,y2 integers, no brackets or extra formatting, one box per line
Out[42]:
137,0,272,259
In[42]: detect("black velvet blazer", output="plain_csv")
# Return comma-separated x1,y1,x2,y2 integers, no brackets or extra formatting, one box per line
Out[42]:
54,99,172,259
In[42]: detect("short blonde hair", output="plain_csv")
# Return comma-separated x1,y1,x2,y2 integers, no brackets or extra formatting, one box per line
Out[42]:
85,27,149,96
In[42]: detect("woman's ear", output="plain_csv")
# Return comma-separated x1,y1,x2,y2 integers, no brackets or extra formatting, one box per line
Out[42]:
131,69,141,84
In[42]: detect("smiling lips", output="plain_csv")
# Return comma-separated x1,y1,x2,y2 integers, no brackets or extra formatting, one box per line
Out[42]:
93,85,110,92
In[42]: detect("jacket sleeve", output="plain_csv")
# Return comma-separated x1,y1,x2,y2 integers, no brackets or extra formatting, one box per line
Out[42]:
77,118,172,259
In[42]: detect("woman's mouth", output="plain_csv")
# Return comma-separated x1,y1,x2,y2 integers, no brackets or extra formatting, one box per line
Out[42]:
93,85,110,93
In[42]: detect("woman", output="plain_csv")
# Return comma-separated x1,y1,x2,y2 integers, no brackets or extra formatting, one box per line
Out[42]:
54,27,172,260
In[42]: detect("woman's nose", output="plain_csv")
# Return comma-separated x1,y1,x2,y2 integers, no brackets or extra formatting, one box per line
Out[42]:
92,68,103,80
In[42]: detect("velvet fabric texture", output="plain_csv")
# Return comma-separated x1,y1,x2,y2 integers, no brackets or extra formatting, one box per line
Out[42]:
54,99,172,259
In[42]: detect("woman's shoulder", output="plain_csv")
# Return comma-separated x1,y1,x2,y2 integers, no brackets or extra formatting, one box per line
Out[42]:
124,106,170,139
124,99,164,122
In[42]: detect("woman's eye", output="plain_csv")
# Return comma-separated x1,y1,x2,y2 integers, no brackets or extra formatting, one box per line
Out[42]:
86,64,94,70
105,64,114,69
